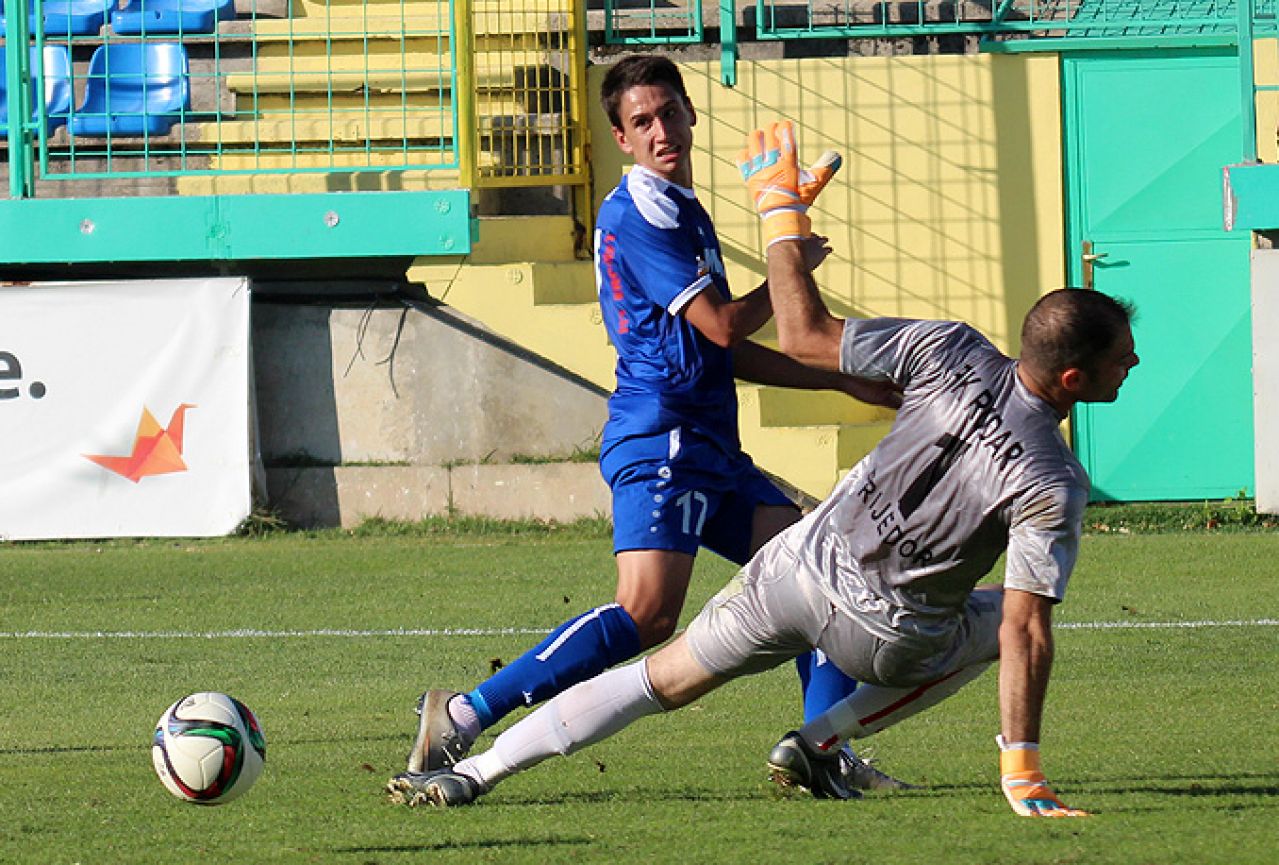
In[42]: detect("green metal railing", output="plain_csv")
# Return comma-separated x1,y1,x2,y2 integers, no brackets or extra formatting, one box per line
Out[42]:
604,0,704,44
601,0,1278,44
2,0,590,196
753,0,1255,41
3,0,461,195
1238,0,1279,163
603,1,1279,74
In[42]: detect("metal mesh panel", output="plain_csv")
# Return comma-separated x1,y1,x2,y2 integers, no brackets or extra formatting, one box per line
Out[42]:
0,0,458,192
604,0,704,44
469,0,588,186
752,0,1278,39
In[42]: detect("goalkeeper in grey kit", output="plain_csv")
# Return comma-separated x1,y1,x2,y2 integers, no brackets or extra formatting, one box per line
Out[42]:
391,120,1138,817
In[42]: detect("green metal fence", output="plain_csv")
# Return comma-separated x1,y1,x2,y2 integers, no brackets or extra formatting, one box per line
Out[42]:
3,0,461,197
603,0,704,44
603,0,1279,48
1,0,589,197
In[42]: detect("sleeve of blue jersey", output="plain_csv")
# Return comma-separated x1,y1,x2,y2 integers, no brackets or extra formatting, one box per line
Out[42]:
616,207,708,313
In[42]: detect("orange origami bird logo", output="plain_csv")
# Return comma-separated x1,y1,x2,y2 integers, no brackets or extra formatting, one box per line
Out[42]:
85,404,196,483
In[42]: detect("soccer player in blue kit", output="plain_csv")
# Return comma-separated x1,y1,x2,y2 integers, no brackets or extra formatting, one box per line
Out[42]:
389,55,905,799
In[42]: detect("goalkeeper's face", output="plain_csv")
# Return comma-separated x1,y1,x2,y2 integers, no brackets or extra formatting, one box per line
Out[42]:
610,83,697,188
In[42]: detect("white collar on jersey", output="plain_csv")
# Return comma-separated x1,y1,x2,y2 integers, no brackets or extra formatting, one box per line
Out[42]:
628,164,696,199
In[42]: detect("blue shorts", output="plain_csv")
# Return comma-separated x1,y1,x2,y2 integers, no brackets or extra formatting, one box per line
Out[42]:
602,429,794,566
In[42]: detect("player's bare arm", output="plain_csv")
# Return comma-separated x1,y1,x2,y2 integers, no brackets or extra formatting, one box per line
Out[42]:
680,235,834,348
764,240,846,369
681,281,773,348
998,588,1054,743
732,340,902,410
996,587,1087,817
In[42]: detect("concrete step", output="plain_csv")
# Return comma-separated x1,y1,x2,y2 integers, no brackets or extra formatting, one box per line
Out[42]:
464,215,581,263
266,462,609,529
748,385,898,427
174,165,463,194
246,91,459,111
736,413,893,500
194,113,452,144
236,46,553,79
184,150,476,170
408,255,615,392
253,14,562,42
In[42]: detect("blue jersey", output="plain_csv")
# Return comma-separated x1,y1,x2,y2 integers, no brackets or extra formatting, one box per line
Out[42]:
594,166,740,461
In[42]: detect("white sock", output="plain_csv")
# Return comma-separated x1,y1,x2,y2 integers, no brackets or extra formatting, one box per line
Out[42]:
447,695,481,746
457,660,663,790
800,662,993,751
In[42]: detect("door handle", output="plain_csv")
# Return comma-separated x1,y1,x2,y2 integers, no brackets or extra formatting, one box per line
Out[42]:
1082,240,1108,290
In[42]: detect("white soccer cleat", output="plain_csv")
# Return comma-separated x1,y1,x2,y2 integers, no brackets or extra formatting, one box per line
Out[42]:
406,689,471,773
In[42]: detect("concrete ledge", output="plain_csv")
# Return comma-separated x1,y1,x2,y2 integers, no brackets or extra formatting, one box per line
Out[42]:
266,466,450,529
452,463,609,522
265,463,608,528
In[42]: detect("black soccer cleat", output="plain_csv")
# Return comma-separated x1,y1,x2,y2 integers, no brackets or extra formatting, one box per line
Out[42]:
386,768,484,808
767,731,860,800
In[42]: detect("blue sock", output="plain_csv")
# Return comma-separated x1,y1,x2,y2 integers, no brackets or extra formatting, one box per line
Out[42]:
468,603,642,730
796,649,859,723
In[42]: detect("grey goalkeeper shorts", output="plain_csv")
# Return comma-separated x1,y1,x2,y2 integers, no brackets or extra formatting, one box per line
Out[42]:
683,538,1003,689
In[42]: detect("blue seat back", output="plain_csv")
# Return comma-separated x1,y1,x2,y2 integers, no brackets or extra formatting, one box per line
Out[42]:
0,44,73,135
41,44,72,130
73,42,190,136
115,0,236,20
111,0,234,36
0,0,111,37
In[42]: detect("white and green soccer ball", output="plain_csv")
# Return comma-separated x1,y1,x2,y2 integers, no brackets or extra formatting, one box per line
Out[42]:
151,692,266,805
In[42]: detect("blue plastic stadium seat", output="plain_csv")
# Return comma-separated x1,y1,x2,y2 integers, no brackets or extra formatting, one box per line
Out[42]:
111,0,236,36
44,0,111,35
69,43,191,137
1,0,110,36
0,44,73,136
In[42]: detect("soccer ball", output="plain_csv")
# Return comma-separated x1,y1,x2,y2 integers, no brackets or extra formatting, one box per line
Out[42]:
151,692,266,804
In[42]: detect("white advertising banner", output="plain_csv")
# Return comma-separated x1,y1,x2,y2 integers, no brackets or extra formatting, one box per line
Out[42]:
0,278,256,539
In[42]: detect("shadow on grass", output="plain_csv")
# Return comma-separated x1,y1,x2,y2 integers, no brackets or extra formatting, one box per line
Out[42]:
335,837,592,855
0,743,147,756
470,772,1279,811
1,732,411,757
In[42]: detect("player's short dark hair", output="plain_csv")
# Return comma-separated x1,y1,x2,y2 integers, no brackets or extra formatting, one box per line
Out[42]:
1020,288,1136,376
600,55,690,130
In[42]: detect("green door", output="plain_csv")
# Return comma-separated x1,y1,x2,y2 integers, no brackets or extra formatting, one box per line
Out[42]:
1063,50,1254,501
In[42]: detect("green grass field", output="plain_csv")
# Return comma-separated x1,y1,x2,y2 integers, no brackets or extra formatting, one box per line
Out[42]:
2,522,1277,864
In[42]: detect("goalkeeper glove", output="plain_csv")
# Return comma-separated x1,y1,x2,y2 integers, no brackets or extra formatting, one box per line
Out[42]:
737,120,842,248
997,736,1089,818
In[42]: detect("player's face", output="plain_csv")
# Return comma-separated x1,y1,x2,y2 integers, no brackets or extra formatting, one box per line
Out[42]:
1082,325,1139,402
611,83,696,187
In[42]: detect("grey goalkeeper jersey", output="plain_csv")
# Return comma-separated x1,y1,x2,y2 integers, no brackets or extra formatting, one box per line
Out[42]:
780,317,1090,644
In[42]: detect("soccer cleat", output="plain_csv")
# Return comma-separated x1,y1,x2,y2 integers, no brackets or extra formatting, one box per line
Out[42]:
406,689,471,773
767,731,860,800
386,769,484,808
840,749,917,792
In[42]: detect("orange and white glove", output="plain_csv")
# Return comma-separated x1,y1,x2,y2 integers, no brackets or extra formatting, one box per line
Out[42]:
998,736,1089,818
737,120,842,248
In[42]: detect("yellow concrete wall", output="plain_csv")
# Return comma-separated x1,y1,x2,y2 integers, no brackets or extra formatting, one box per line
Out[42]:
1255,38,1279,162
588,54,1066,355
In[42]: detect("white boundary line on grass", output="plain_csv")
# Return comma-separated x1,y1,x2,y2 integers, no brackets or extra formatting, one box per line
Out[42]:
0,627,556,639
1058,618,1279,630
1,619,1278,639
